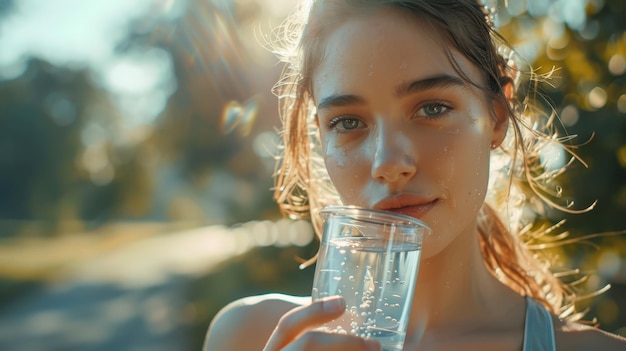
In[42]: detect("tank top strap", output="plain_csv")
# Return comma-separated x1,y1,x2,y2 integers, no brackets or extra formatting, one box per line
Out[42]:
523,296,556,351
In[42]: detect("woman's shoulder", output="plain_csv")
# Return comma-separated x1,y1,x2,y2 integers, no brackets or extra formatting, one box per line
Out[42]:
204,293,310,351
553,317,626,351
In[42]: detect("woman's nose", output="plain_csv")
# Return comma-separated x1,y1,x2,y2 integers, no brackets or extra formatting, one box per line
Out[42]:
370,126,417,185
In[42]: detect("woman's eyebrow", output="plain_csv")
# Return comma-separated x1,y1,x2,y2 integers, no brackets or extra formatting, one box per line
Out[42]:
317,94,365,112
317,74,466,112
395,74,467,97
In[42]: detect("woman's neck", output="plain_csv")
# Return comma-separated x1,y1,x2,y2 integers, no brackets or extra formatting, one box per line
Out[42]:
405,221,525,344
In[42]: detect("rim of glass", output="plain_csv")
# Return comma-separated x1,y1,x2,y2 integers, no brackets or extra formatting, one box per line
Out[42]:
320,205,430,230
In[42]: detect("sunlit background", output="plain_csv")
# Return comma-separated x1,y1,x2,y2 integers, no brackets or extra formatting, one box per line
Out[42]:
0,0,625,350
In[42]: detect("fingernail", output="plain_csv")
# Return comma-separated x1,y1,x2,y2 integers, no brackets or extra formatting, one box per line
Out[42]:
365,339,381,351
321,296,345,313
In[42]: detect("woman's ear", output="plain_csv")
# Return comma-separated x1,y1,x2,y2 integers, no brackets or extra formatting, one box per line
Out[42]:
491,82,512,149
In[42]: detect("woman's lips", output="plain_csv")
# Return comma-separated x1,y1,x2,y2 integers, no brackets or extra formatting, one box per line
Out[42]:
385,200,437,219
372,194,438,219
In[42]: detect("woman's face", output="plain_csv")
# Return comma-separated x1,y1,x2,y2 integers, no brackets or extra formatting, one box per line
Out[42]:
312,8,507,258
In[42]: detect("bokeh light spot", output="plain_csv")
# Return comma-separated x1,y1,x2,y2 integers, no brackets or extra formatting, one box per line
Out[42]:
539,142,566,171
588,86,607,109
608,54,626,76
586,273,604,291
579,19,599,40
618,94,626,113
44,92,77,126
560,105,579,126
548,33,569,50
252,131,279,159
506,0,527,16
588,0,606,13
598,250,621,278
527,0,550,17
90,164,115,186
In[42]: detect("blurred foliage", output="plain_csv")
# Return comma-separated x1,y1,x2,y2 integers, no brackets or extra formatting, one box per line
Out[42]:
499,0,626,234
0,0,283,236
497,1,626,332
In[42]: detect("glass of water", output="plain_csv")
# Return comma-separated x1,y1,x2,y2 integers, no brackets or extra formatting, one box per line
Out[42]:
312,206,429,351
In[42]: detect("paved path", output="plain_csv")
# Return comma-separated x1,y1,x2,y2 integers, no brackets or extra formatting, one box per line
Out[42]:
0,220,314,351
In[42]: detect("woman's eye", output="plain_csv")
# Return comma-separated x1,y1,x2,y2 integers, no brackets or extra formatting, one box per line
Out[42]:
414,102,452,119
328,117,365,132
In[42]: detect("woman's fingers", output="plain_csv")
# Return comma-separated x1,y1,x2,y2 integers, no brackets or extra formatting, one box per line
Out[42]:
265,296,376,351
264,296,345,350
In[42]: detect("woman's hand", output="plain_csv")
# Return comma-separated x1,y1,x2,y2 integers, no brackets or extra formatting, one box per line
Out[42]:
263,296,381,351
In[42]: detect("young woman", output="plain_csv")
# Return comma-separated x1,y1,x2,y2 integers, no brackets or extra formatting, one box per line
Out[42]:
205,0,626,349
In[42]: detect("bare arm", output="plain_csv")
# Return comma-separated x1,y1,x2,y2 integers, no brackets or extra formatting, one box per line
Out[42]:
204,294,303,351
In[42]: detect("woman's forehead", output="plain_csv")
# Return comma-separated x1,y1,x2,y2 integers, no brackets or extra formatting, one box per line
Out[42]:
311,7,484,99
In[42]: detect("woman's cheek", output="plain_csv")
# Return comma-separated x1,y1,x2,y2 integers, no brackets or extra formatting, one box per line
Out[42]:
324,143,363,204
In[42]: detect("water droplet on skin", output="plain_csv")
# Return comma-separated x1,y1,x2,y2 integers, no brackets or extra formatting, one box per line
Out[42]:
446,128,460,135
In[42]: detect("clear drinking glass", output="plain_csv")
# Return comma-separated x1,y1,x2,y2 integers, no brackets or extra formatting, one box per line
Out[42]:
312,206,430,351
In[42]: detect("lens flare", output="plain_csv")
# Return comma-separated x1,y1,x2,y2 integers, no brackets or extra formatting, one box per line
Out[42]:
164,1,251,101
221,96,259,136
